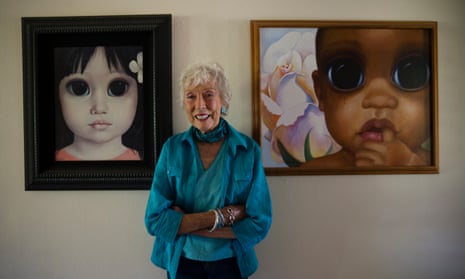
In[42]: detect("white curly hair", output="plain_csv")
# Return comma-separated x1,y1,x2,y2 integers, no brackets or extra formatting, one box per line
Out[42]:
179,61,232,115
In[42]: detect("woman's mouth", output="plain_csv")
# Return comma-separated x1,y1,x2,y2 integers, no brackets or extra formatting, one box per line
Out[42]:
194,113,210,120
359,119,396,142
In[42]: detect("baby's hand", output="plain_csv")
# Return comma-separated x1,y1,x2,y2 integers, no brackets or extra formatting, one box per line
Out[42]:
354,129,425,166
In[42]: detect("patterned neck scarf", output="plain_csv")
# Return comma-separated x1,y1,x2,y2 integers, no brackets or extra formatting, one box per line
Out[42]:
193,118,228,143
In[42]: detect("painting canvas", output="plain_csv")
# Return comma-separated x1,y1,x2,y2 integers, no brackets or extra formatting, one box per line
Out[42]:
54,46,145,162
251,20,439,175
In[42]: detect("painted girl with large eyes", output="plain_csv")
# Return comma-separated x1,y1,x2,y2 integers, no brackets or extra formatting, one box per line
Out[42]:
303,28,432,168
54,46,144,161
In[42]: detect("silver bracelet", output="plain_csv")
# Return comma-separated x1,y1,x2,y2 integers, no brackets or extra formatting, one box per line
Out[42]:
209,209,219,232
215,208,225,228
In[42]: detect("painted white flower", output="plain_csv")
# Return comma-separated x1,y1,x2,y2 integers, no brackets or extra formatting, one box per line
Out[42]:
260,30,340,166
129,52,143,84
270,103,341,165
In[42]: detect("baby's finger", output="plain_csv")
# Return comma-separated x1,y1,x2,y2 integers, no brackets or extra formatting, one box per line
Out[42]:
355,149,385,166
383,128,395,143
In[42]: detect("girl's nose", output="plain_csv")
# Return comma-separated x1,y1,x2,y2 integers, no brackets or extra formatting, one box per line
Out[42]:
90,88,108,114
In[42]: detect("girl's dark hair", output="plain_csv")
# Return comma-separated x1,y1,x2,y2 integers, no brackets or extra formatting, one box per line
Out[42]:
54,46,145,158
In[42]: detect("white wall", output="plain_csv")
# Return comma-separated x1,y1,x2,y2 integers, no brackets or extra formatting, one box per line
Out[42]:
1,0,464,278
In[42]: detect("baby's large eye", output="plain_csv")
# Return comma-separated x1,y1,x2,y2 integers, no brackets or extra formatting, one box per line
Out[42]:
66,79,90,96
393,55,430,91
327,57,364,92
108,79,129,97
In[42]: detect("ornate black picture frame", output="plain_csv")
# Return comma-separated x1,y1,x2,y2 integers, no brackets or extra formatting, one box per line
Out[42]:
22,15,172,190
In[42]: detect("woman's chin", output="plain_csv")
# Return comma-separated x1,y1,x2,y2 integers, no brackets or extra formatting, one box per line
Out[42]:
194,119,219,133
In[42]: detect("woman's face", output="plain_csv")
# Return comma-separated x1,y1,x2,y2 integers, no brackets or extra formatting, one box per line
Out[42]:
313,28,430,154
58,47,138,145
183,80,223,133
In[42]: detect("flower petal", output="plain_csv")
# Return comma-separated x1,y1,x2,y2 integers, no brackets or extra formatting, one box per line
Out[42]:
271,103,340,163
129,60,139,73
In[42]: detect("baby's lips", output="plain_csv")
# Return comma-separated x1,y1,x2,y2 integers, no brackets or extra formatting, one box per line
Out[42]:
359,119,396,142
360,130,384,142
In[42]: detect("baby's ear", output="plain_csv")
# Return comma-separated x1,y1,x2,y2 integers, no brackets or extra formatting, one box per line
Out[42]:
312,70,325,112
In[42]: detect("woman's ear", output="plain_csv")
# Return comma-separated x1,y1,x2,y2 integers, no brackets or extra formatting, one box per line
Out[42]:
312,70,325,112
221,102,228,115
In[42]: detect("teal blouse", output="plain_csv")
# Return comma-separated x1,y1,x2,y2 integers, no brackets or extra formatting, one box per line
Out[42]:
145,121,272,278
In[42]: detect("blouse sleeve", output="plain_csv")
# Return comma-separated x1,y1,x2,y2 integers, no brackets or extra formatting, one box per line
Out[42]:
231,141,272,251
144,140,183,244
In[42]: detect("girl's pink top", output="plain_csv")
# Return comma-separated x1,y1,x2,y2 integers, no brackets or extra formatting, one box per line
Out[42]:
55,148,141,161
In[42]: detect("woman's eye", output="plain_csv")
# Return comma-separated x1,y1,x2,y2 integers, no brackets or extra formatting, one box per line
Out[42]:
66,79,90,96
204,90,215,98
108,80,129,97
327,58,364,91
393,55,430,91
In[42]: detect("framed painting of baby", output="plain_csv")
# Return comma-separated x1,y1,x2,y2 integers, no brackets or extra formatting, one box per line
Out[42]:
251,20,438,175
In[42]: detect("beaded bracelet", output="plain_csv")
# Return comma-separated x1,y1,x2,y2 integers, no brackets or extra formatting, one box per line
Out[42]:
227,207,236,225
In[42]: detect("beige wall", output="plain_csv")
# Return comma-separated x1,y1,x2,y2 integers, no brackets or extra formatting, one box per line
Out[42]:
1,0,464,278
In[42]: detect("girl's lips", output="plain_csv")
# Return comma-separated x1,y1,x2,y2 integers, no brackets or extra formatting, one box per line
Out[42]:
89,120,111,129
359,119,396,142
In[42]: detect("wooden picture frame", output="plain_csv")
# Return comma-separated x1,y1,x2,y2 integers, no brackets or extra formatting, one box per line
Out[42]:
22,15,172,190
251,20,438,175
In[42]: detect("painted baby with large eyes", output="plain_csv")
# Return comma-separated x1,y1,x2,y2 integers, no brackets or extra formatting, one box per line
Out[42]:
302,28,432,168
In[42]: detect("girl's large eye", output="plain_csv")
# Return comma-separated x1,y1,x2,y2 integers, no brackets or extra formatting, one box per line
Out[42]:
66,79,90,96
327,57,364,92
108,79,129,97
393,55,430,91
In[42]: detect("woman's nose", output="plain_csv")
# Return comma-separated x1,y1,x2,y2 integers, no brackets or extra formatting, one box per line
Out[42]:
196,95,206,108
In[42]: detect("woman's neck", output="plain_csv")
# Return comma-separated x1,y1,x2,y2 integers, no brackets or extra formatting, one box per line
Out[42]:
193,117,227,143
196,138,225,170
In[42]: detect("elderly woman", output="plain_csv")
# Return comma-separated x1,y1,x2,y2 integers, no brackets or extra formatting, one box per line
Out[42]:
145,62,272,279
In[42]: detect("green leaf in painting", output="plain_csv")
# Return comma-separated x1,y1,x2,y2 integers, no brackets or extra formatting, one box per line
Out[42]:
277,139,302,167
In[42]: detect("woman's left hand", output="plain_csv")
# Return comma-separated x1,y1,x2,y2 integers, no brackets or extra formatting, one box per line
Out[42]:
221,204,247,226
